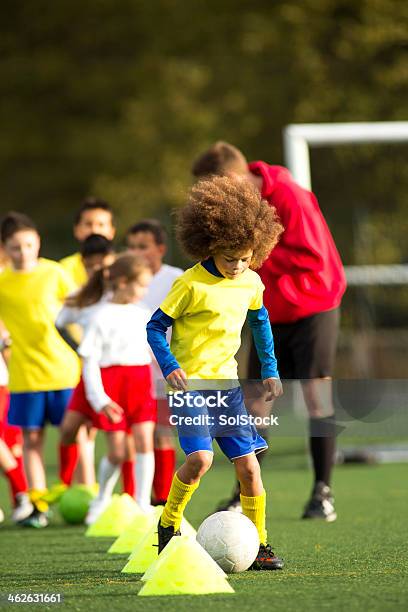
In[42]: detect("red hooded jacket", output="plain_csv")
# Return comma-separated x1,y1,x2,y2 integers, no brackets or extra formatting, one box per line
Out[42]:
249,161,346,324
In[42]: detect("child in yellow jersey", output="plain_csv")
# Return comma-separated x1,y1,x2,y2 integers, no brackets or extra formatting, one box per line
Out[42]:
60,197,116,288
0,212,80,526
147,175,285,570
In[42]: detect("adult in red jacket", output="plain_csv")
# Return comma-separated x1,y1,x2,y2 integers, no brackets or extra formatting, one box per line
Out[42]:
192,142,346,522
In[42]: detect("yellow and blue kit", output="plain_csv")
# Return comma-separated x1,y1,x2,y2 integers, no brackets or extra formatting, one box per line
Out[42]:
0,258,81,428
59,252,87,288
146,257,279,460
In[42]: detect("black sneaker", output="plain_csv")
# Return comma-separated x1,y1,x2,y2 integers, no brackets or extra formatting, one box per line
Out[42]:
20,508,49,528
215,496,242,513
157,520,181,553
249,544,284,570
302,481,337,522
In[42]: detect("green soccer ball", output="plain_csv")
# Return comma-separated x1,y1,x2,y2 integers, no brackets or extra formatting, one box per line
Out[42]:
58,485,97,524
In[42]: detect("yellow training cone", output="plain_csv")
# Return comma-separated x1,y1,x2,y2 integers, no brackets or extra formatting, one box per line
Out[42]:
138,536,234,596
140,535,183,582
121,522,159,573
141,535,227,582
108,507,162,554
180,515,197,538
85,494,141,538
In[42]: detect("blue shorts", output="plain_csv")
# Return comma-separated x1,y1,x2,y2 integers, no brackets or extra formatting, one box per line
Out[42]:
169,387,268,461
8,389,74,429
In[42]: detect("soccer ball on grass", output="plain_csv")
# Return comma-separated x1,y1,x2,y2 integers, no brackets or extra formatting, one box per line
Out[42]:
58,485,96,524
196,511,259,573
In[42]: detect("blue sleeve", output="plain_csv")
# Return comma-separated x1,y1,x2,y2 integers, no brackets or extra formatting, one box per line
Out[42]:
146,308,181,378
247,305,279,379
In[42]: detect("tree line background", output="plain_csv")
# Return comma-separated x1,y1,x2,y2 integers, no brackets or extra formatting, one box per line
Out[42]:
1,0,407,373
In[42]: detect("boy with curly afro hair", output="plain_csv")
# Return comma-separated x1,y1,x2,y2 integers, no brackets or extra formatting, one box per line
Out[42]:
147,175,285,570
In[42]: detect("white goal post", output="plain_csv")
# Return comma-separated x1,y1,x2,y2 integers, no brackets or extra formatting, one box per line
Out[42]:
282,121,408,285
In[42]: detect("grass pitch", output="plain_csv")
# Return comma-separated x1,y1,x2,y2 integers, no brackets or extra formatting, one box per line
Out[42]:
0,433,407,611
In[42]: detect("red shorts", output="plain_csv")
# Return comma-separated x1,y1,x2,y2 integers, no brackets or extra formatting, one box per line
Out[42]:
68,365,156,432
156,397,173,428
0,386,23,448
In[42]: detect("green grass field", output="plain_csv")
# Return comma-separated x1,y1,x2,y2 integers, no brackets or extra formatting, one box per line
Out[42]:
1,431,407,611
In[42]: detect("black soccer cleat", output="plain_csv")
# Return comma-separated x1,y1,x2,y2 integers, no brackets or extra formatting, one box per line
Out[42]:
20,508,49,528
302,481,337,522
249,543,284,570
157,520,181,553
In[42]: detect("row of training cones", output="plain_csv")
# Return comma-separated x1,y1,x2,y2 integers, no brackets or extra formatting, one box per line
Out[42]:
85,493,141,538
121,513,197,573
84,493,235,596
138,535,234,596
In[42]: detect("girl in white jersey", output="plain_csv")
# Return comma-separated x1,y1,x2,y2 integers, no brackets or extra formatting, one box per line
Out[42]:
59,254,156,522
51,235,115,497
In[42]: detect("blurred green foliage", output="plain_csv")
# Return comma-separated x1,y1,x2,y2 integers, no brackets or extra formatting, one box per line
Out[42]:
0,0,407,281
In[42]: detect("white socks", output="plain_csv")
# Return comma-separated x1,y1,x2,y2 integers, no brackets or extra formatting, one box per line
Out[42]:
134,452,155,512
96,453,155,511
97,456,120,500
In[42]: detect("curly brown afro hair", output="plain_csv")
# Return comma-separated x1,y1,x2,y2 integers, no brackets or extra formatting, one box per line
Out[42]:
177,175,283,269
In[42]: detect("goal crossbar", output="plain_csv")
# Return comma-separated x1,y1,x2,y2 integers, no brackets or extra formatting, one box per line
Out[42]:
283,121,408,191
282,121,408,285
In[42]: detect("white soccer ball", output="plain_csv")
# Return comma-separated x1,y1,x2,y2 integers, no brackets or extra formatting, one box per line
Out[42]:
196,511,260,573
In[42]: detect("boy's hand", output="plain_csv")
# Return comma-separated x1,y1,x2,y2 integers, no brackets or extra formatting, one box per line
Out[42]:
263,377,283,401
101,401,124,423
166,368,188,392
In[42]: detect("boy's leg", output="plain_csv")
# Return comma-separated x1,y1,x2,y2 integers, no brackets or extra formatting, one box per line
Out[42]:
73,424,96,486
0,438,27,500
234,453,283,570
3,429,27,500
153,394,176,503
215,381,271,513
23,428,46,491
23,428,50,519
158,389,214,551
0,439,34,522
7,392,49,521
99,430,125,498
234,453,266,541
7,392,47,492
158,450,212,552
161,450,212,527
0,436,19,472
85,430,125,525
59,410,88,486
121,433,135,497
131,421,155,512
46,389,95,494
215,384,283,571
153,431,176,504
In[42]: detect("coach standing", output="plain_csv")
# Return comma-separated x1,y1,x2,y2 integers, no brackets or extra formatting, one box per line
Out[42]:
192,142,346,521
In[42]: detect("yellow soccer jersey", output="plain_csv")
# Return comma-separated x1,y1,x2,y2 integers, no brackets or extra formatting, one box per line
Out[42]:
160,263,264,380
59,252,87,288
0,258,81,392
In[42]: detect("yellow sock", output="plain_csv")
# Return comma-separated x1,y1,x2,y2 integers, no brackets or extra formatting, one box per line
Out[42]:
29,488,49,513
240,489,267,545
160,472,200,530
